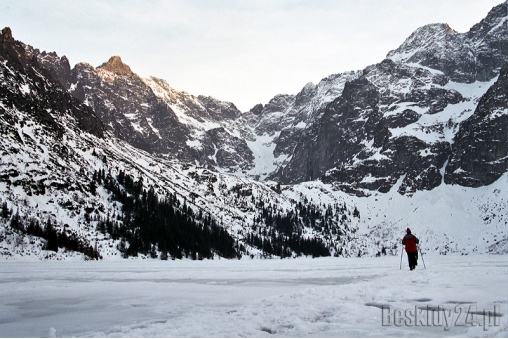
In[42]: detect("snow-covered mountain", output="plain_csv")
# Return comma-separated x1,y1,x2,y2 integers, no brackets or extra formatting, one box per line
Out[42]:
18,3,506,193
21,49,256,173
0,27,373,260
273,2,507,192
1,2,507,260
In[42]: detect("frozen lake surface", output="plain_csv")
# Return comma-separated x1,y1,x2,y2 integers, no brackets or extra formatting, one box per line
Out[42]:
0,255,507,337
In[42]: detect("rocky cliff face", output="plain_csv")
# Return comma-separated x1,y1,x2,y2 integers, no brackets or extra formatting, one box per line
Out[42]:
0,27,104,139
142,76,254,171
272,2,507,196
237,71,361,177
71,59,191,157
22,49,255,172
445,61,508,187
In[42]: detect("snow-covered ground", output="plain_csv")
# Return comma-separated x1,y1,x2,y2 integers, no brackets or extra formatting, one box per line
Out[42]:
0,255,506,337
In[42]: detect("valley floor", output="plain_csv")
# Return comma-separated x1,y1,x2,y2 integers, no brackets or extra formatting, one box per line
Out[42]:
0,255,507,337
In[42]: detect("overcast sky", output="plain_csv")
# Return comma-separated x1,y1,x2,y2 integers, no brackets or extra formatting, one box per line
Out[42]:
1,0,502,111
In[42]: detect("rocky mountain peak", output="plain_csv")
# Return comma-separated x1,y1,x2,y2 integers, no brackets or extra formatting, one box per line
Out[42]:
443,23,458,35
249,103,264,115
302,82,315,92
412,22,458,38
98,55,134,76
385,4,506,83
386,23,459,62
467,2,507,41
0,27,13,43
0,27,32,67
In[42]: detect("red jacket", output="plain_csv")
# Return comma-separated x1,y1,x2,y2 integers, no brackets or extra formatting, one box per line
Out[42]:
402,233,419,253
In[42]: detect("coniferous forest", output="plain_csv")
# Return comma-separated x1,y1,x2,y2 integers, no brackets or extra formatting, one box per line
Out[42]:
92,169,336,260
93,169,240,260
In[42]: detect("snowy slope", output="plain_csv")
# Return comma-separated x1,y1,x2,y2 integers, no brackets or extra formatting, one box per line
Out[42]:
284,174,508,256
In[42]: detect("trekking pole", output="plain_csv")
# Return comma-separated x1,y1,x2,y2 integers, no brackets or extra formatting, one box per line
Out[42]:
418,245,426,269
399,248,403,269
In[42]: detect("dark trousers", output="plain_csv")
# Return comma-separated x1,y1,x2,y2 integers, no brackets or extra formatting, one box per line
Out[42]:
407,251,418,269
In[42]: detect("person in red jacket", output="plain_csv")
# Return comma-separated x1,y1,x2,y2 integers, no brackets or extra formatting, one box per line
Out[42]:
402,228,419,270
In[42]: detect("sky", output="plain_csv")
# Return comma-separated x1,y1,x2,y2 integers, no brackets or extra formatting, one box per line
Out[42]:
0,0,502,112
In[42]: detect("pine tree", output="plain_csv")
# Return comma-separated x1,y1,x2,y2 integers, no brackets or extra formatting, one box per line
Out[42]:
90,180,97,195
44,219,58,252
1,202,9,219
